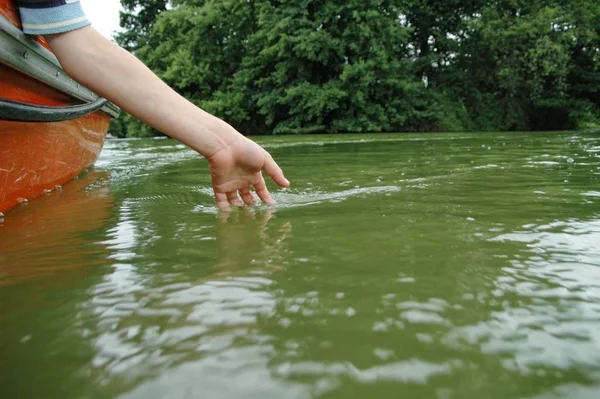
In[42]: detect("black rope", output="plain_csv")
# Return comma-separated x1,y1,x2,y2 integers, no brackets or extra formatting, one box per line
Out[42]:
0,97,108,122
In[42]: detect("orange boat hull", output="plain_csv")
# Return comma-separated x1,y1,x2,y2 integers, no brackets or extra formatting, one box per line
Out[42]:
0,0,111,214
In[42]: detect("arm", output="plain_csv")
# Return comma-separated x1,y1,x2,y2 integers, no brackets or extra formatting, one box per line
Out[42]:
46,26,289,211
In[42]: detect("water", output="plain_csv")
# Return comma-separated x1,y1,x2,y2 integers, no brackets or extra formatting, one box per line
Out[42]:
1,132,600,399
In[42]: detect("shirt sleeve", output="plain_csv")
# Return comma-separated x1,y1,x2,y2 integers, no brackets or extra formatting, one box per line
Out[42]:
16,0,91,35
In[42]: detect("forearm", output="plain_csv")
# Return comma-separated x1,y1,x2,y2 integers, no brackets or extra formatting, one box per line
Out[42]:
46,26,238,158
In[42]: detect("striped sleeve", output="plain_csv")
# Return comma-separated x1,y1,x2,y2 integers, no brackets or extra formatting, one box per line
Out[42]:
16,0,91,35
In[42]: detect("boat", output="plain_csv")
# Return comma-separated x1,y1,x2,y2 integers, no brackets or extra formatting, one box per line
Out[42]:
0,0,119,216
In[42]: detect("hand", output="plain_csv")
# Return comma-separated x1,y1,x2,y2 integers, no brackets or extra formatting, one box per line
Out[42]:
208,136,290,211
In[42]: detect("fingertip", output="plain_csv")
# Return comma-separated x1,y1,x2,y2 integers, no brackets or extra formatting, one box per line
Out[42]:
217,202,232,212
254,180,276,206
215,192,232,212
259,190,275,206
271,170,290,188
240,189,256,206
226,192,244,208
264,156,290,188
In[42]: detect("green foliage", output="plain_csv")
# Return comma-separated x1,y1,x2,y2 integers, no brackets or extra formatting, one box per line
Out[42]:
109,113,158,138
115,0,600,136
116,0,170,51
453,0,600,131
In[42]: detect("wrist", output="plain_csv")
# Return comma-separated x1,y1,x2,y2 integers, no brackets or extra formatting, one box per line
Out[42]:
183,114,242,159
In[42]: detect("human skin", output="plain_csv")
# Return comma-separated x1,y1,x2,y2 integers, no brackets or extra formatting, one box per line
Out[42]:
46,26,290,211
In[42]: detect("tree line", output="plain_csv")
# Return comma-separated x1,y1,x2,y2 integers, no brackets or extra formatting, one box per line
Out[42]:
110,0,600,137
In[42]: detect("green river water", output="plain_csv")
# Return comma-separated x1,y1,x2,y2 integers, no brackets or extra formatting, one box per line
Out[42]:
1,132,600,399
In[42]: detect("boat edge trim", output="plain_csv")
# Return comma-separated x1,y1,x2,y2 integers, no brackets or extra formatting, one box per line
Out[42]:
0,15,120,119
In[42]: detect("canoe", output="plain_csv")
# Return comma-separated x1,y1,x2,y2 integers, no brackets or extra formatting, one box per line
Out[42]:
0,0,119,215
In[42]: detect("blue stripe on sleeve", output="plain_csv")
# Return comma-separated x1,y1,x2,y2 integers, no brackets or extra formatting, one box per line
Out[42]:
18,1,90,35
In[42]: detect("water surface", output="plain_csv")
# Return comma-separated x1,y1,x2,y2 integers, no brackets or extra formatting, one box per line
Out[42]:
1,132,600,398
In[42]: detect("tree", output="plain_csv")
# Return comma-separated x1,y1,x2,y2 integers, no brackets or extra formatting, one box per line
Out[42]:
113,0,599,136
454,0,600,130
116,0,170,51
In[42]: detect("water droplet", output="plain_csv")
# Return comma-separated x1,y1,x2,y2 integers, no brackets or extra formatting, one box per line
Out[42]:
0,212,4,220
346,307,356,317
55,185,62,191
43,189,52,195
17,198,28,205
20,335,31,343
567,157,575,164
336,292,345,299
467,217,475,222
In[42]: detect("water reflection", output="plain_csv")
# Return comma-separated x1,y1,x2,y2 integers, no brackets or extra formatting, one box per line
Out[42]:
0,171,115,399
81,207,297,397
432,215,600,397
2,132,600,398
464,217,600,367
0,170,114,286
215,210,292,273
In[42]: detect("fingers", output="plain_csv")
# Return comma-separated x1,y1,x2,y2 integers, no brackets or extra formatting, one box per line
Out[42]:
216,185,273,210
214,191,232,212
239,188,255,206
263,153,290,188
253,177,275,206
226,191,244,208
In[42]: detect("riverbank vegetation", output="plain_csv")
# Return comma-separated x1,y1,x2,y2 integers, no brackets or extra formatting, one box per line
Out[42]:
110,0,600,137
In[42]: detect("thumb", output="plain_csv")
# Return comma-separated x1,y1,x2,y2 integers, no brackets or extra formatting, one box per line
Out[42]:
263,153,290,188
